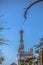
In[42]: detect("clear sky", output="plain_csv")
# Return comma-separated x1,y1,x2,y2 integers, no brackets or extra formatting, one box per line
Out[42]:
0,0,43,65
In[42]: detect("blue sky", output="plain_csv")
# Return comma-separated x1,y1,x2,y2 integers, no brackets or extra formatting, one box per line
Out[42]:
0,0,43,65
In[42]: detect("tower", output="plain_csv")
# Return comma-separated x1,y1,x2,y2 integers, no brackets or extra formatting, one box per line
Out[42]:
18,30,24,53
17,30,34,65
18,30,24,65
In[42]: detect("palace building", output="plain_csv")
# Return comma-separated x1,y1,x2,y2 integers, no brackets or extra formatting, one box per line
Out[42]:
17,30,43,65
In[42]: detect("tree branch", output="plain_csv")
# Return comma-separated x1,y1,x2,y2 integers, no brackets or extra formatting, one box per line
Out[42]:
24,0,43,20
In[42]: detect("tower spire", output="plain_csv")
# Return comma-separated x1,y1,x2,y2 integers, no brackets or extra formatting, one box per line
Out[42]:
18,29,24,53
20,30,23,42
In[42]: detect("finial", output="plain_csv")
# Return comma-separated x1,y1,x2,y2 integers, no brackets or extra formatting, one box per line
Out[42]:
20,30,23,35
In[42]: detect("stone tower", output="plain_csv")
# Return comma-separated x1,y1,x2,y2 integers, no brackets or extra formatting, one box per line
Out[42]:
18,30,24,65
18,30,24,53
17,30,34,65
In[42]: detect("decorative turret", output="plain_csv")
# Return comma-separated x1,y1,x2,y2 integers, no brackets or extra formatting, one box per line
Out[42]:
18,30,24,53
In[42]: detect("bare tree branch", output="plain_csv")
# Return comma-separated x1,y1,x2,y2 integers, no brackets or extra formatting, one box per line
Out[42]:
24,0,43,20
